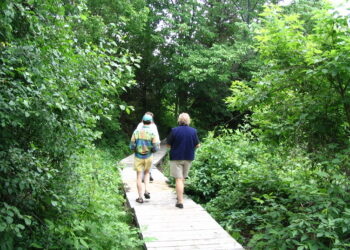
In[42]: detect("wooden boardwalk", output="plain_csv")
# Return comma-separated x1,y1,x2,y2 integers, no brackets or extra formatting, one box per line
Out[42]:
119,144,244,250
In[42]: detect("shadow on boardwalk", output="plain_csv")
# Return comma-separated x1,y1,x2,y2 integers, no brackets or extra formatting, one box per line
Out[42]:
119,144,244,250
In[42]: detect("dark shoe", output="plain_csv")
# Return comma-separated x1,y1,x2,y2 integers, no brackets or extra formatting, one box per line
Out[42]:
144,192,151,199
150,175,154,182
175,203,183,209
136,198,143,203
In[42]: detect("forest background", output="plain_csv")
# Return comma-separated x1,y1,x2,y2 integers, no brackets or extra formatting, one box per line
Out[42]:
1,0,349,249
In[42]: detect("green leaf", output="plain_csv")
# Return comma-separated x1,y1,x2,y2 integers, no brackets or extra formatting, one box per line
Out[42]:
126,65,132,72
23,100,30,108
301,234,308,241
30,242,43,248
0,223,6,232
5,216,13,224
24,217,32,226
80,238,89,248
316,232,323,237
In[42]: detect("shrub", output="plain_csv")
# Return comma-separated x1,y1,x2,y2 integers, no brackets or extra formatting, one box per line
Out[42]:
0,1,139,248
188,130,350,249
27,149,143,249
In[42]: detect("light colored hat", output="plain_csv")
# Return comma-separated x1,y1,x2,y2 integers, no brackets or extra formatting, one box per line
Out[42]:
143,114,153,121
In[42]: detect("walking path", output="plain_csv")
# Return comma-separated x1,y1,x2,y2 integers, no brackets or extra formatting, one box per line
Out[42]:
119,144,244,250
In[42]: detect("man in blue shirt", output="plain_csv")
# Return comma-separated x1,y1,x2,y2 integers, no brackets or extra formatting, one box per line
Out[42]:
167,113,200,209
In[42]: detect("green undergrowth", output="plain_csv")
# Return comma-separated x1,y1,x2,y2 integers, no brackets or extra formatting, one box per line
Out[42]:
187,130,350,249
60,148,143,249
46,149,142,249
19,148,143,249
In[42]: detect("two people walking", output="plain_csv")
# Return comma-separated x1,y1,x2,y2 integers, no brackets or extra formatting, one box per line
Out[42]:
130,112,200,208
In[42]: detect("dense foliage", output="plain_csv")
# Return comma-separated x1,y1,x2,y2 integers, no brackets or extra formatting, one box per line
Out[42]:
28,149,143,249
120,0,277,137
187,1,350,249
227,2,350,152
188,130,350,249
2,0,350,249
0,0,141,248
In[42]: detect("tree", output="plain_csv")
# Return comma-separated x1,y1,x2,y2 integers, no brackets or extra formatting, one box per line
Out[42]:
0,0,138,247
120,0,274,136
226,1,350,152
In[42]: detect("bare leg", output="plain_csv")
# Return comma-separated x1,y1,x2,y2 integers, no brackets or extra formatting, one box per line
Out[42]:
176,178,184,204
136,171,143,198
144,169,150,194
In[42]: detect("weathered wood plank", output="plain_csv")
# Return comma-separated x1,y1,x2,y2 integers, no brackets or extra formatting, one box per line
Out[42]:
140,223,221,232
136,213,218,224
145,238,242,249
119,144,244,250
147,244,243,250
143,229,233,240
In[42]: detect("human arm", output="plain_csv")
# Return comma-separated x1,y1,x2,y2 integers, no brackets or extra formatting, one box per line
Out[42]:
151,136,160,153
129,134,136,151
151,123,160,143
166,129,173,148
194,131,200,148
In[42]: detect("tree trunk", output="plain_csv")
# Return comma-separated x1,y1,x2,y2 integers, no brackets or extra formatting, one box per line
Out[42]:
343,102,350,127
175,93,179,121
246,0,251,25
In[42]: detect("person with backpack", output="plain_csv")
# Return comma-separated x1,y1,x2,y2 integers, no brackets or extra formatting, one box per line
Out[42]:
136,112,159,182
130,114,159,203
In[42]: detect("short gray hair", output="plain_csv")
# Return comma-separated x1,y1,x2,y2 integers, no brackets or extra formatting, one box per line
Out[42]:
178,113,190,125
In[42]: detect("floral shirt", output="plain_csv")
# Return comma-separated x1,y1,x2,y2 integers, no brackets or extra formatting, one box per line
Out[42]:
130,125,159,159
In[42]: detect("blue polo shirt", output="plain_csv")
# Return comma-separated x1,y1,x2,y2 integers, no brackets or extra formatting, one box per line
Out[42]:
167,125,199,161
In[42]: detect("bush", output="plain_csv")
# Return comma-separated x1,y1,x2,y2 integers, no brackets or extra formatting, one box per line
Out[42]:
27,149,143,249
0,1,139,248
188,130,350,249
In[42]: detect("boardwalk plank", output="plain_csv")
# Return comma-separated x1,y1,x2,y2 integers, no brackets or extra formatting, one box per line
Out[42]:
144,229,233,240
140,223,221,232
145,238,242,249
147,244,243,250
119,144,244,250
